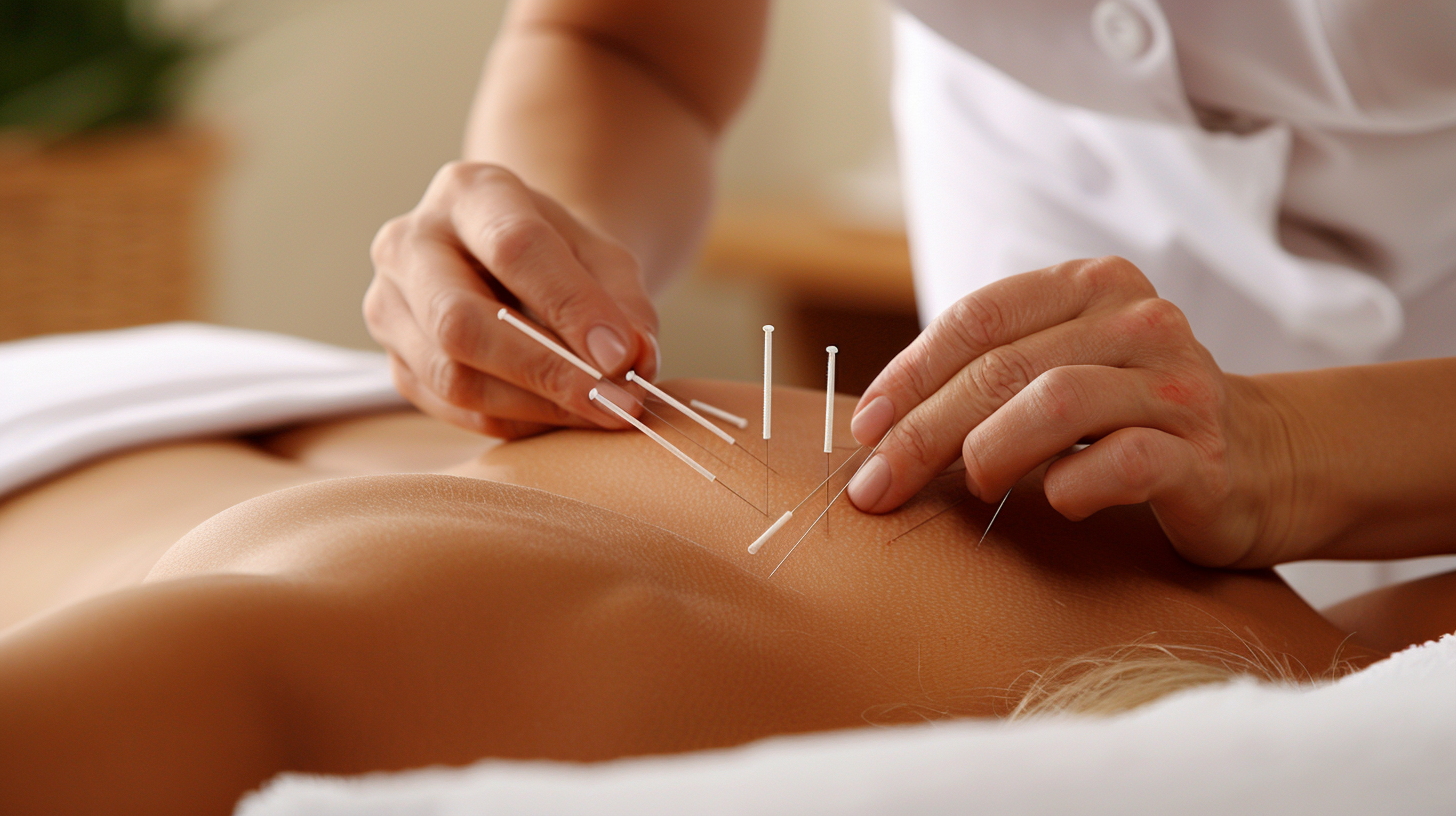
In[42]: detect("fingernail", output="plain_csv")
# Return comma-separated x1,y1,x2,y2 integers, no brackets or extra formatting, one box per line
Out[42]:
847,455,891,511
594,379,640,413
587,324,630,372
850,396,894,446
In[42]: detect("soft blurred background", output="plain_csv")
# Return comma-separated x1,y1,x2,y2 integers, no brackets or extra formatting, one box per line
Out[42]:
2,0,916,393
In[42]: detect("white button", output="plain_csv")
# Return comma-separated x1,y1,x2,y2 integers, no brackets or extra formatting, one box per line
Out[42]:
1091,0,1152,63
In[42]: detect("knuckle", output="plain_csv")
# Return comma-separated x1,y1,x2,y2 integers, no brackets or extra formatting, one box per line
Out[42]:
972,345,1038,404
593,240,643,278
427,291,482,361
427,356,475,407
369,216,410,268
1073,255,1153,296
943,291,1002,351
961,437,991,497
435,159,511,191
893,418,937,469
1107,432,1158,491
1154,370,1220,418
536,278,597,330
1027,368,1090,431
435,159,471,186
481,215,554,272
881,342,933,403
387,355,419,397
361,282,390,333
521,354,578,403
1128,297,1188,339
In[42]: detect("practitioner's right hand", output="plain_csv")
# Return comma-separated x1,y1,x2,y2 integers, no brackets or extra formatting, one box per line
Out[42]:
365,161,660,438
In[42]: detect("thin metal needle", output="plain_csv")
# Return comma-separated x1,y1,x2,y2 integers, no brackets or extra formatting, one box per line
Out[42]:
636,401,763,514
768,476,854,577
782,445,866,517
731,438,772,468
978,487,1012,546
647,393,777,471
768,422,900,577
640,403,731,469
887,495,971,543
717,478,768,517
592,387,761,516
825,452,830,540
744,446,870,558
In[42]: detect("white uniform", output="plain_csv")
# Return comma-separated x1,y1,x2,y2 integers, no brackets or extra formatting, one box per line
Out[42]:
891,0,1456,603
894,0,1456,374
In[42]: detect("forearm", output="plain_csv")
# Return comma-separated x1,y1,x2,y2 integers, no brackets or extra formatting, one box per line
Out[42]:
465,4,764,290
1254,358,1456,562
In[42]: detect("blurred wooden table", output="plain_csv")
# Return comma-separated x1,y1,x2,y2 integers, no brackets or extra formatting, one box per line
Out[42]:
699,200,921,394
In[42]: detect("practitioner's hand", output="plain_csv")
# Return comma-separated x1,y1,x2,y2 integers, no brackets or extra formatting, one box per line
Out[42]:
365,161,659,438
846,256,1303,569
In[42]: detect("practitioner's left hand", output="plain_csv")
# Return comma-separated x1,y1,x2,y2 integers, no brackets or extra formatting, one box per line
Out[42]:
845,256,1292,569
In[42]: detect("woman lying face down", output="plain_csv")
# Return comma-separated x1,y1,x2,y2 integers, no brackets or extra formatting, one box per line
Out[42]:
0,380,1401,815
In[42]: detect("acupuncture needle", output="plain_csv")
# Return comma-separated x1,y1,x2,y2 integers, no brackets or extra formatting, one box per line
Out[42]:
690,399,748,429
887,495,971,544
978,487,1012,546
629,373,773,468
768,419,902,577
590,388,765,515
498,308,603,380
639,402,732,469
496,308,766,467
680,397,773,467
763,325,773,513
824,346,837,539
745,444,867,553
643,399,780,474
627,371,735,445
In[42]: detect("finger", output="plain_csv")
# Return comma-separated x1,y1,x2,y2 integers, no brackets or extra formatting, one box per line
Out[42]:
851,256,1157,446
377,290,596,429
384,238,642,426
373,274,635,430
529,190,662,378
435,163,643,377
1041,427,1203,523
388,353,561,439
961,365,1207,502
848,311,1151,514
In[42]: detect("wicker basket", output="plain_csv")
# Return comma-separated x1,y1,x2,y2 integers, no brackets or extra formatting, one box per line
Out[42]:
0,128,218,342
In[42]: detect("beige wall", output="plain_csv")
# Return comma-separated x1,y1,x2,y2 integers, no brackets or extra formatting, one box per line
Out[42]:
186,0,896,380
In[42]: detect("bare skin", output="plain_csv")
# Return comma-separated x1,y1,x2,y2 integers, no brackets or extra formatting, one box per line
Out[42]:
364,0,1456,584
847,257,1456,573
365,0,768,436
2,380,1436,815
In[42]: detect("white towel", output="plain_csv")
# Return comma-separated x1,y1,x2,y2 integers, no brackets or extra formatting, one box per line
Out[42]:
0,323,405,498
239,635,1456,816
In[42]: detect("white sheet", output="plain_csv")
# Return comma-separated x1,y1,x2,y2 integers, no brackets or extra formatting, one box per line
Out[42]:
239,635,1456,816
0,323,405,498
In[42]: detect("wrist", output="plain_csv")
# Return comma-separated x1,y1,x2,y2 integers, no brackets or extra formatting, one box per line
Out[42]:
1226,374,1347,566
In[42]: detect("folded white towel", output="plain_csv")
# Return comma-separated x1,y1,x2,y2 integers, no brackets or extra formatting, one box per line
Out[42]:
239,635,1456,816
0,323,405,498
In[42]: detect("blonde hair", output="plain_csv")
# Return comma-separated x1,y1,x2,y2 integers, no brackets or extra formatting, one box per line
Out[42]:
1006,638,1360,720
